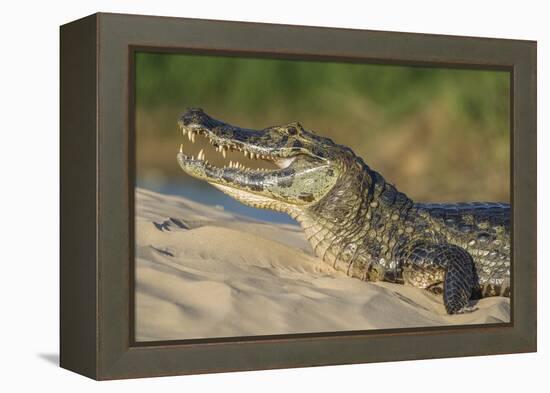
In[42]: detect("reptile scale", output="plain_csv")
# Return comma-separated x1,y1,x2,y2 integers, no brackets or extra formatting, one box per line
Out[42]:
177,108,510,315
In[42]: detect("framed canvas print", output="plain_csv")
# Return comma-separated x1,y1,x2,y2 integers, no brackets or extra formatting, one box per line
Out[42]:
60,13,537,380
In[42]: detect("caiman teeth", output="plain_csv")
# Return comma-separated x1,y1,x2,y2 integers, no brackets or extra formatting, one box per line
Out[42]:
179,124,285,172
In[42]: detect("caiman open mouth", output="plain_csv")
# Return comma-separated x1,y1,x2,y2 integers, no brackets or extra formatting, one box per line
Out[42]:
176,109,324,192
176,109,338,208
176,122,299,182
177,124,295,174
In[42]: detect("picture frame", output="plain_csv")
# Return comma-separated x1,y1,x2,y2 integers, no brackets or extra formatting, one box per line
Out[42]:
60,12,537,380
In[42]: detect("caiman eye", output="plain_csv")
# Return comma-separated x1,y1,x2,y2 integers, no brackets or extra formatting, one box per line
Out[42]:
283,122,305,136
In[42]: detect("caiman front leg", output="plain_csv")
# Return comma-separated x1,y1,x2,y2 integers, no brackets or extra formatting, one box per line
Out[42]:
398,242,478,314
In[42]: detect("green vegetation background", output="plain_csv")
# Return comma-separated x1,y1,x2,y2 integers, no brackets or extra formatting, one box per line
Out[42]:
136,52,510,202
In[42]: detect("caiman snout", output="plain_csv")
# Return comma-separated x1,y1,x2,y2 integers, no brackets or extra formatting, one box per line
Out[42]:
177,108,340,208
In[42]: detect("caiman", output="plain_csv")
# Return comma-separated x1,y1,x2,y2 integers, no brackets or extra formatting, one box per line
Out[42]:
176,108,510,314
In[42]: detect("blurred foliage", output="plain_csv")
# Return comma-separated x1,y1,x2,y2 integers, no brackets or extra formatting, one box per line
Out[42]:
135,52,510,203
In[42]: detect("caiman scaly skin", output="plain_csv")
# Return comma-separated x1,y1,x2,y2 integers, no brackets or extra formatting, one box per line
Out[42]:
177,108,510,314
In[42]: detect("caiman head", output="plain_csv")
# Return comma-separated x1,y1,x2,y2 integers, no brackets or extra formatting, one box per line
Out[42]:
177,108,363,216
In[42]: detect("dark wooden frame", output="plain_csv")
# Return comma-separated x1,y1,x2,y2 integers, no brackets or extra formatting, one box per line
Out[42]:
60,12,537,380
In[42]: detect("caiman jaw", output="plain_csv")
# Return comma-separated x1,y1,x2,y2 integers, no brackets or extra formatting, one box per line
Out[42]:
176,122,296,191
176,126,288,174
177,141,292,210
176,109,338,209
